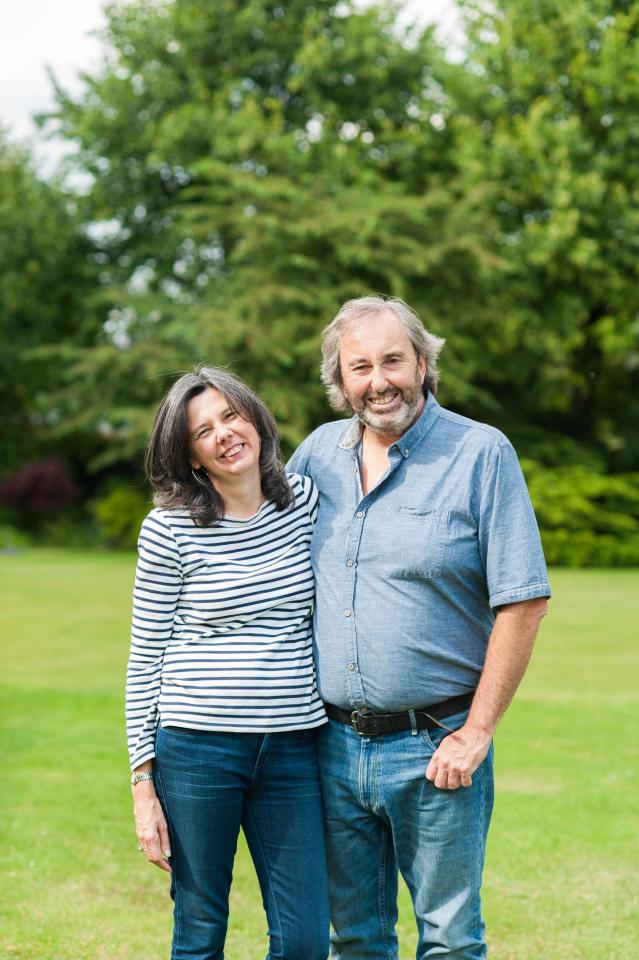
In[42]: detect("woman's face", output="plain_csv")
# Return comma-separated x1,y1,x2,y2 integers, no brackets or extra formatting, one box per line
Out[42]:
186,387,261,488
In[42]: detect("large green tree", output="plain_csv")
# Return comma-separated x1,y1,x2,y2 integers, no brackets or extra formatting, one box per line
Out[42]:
47,0,499,457
446,0,639,468
0,136,102,475
43,0,639,476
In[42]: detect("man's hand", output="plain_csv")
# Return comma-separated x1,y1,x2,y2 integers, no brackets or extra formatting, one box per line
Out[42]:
426,597,548,790
133,780,172,873
425,723,492,790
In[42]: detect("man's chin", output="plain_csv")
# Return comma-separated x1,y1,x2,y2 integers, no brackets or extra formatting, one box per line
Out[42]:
359,404,415,436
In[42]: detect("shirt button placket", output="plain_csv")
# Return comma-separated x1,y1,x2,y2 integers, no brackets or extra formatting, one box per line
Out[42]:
344,505,366,705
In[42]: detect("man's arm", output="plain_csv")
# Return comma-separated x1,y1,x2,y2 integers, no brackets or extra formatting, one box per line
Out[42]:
425,596,548,790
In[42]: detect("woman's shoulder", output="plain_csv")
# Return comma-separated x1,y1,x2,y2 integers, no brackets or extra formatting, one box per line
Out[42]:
143,504,192,524
285,472,318,513
139,505,195,540
286,471,316,496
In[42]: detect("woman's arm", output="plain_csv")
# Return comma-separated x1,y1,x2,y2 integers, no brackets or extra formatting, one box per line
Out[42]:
126,511,183,769
131,760,172,873
126,511,182,870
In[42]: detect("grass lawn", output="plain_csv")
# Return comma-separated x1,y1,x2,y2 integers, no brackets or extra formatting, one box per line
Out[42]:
1,550,637,959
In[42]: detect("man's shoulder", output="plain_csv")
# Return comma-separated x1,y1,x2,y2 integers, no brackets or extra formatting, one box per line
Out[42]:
434,403,510,451
288,417,355,480
306,417,354,444
294,417,354,457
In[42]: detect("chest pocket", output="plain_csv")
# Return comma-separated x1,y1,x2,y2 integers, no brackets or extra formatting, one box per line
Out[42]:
390,506,449,579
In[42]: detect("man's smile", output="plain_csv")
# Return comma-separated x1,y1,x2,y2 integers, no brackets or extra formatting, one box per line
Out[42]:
367,392,401,408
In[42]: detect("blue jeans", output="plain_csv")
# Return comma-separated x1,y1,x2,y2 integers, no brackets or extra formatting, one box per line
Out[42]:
155,726,330,960
316,711,494,959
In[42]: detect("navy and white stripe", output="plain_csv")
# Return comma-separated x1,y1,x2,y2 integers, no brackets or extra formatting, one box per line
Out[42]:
126,473,326,769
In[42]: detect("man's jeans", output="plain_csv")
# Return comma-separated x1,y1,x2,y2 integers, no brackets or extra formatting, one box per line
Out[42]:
155,726,330,960
316,711,494,960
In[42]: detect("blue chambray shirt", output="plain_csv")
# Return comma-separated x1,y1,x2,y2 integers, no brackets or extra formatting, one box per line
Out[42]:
288,393,551,712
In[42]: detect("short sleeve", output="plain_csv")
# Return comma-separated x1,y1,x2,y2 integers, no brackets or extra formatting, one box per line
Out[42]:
287,436,313,478
478,441,551,609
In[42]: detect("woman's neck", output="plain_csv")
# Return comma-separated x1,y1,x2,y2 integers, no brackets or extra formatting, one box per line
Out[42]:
216,473,265,519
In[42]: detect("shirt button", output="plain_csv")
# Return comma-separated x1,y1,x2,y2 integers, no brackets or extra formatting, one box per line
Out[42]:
403,449,410,457
356,511,364,518
344,609,352,617
347,662,355,671
346,559,353,567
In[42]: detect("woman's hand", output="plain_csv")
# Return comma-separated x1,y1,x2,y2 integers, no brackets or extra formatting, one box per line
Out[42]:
132,778,172,873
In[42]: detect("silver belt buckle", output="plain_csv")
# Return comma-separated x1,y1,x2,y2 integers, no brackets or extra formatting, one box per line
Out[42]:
350,710,365,735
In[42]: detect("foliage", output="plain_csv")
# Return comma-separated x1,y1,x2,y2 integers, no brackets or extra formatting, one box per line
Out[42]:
92,485,151,548
0,456,79,513
45,0,495,456
523,459,639,566
0,524,31,551
0,137,105,476
448,0,639,465
0,0,635,564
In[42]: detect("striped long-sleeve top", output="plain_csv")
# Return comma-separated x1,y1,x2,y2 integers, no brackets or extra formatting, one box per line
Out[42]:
125,473,326,769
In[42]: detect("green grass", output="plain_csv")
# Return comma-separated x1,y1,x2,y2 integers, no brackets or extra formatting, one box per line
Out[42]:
1,551,637,959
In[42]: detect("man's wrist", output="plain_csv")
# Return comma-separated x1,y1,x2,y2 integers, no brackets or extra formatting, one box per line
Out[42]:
461,717,495,741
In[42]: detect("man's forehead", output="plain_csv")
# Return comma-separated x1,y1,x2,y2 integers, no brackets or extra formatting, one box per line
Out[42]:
340,311,412,355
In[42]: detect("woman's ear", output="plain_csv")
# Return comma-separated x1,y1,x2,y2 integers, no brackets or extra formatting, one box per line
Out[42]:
189,457,201,471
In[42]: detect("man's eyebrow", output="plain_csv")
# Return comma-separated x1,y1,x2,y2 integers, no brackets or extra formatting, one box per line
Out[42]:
346,355,370,365
347,350,407,365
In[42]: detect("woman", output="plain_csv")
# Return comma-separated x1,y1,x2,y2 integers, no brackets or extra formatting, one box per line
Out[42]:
126,366,329,960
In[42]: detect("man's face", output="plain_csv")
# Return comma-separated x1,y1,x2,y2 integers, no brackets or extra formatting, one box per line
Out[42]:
339,311,426,439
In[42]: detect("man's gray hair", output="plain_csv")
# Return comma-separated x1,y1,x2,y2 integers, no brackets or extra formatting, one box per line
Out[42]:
320,295,446,412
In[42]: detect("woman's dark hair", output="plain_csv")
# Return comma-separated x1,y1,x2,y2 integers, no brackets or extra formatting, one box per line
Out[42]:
145,366,293,525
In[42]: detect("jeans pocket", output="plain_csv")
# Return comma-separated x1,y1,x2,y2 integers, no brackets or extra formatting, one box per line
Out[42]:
418,709,469,752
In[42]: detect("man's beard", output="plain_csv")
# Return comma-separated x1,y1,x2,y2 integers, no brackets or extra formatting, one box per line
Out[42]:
348,375,425,437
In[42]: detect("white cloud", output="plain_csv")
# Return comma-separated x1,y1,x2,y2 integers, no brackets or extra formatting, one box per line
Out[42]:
0,0,106,139
0,0,461,172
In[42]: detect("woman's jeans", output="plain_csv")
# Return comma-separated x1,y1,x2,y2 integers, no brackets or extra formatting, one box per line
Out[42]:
154,726,330,960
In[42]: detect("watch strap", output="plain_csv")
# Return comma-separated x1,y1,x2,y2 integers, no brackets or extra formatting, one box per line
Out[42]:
131,771,154,785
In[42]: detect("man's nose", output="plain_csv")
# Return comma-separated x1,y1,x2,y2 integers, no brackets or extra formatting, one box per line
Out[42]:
369,366,389,393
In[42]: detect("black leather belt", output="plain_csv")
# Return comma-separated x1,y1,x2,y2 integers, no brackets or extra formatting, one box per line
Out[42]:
324,691,474,737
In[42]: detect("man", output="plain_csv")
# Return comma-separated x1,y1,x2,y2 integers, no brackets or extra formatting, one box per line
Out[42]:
288,295,550,959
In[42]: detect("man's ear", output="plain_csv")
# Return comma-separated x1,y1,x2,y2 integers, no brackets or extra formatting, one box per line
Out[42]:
418,356,427,383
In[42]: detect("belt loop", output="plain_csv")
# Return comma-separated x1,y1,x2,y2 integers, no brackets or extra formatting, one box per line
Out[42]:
408,708,417,736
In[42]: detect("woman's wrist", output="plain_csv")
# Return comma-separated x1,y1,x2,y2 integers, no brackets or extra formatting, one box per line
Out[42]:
131,760,155,790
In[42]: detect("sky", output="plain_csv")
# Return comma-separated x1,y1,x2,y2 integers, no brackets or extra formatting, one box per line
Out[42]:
0,0,460,170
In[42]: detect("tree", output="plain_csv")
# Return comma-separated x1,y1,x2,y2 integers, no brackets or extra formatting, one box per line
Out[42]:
444,0,639,468
0,135,103,476
46,0,502,457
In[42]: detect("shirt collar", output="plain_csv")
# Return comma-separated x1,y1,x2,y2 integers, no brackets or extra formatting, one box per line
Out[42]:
337,392,441,453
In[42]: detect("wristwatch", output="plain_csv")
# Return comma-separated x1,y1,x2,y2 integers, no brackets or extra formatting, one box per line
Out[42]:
130,771,154,785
